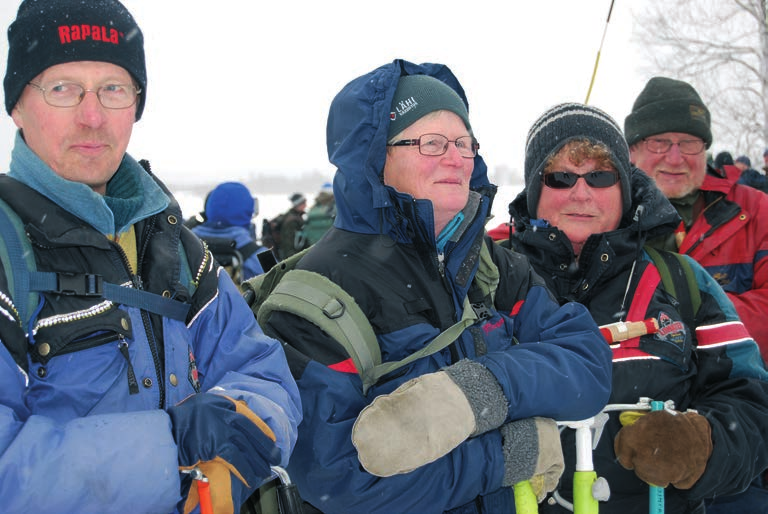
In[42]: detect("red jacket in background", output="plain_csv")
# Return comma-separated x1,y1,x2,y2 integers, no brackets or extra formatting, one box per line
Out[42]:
662,164,768,357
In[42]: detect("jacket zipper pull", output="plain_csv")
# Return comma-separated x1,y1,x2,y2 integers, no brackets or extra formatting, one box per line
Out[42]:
437,251,446,277
118,338,140,395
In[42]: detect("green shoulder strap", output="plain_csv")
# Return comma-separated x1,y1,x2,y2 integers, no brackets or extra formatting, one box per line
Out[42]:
644,245,702,324
242,247,311,312
248,243,497,395
472,238,500,304
257,269,477,394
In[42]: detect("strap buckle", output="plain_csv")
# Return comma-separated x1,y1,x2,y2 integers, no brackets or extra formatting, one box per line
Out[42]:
470,301,493,321
56,272,104,296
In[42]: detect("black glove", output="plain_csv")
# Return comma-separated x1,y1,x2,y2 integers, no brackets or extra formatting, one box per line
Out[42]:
168,393,281,514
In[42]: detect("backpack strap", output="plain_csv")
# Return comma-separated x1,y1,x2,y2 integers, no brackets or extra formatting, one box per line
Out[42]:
644,245,701,325
472,238,500,305
242,247,310,310
0,198,39,327
202,238,260,264
0,197,190,324
258,269,477,395
244,242,496,395
203,237,239,267
367,296,476,389
257,268,380,393
27,272,191,322
238,241,261,260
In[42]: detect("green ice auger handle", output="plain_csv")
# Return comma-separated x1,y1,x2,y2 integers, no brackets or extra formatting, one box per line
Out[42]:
514,480,539,514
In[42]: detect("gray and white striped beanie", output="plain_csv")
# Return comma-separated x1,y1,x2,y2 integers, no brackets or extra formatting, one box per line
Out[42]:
523,103,631,218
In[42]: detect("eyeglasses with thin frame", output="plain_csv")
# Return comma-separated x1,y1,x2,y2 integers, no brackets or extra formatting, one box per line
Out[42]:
27,81,141,109
387,133,479,159
643,137,706,155
543,171,619,189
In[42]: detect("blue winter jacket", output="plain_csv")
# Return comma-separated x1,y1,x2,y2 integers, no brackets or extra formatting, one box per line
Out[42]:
264,59,613,514
0,133,301,514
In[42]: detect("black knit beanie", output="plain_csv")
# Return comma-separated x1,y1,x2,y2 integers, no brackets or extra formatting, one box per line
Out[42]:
624,77,711,149
388,74,471,141
4,0,146,120
524,103,632,218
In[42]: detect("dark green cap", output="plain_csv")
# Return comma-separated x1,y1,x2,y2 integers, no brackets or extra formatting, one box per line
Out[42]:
388,75,471,141
624,77,712,149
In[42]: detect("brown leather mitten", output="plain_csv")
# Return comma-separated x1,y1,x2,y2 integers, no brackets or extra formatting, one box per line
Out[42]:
614,409,712,489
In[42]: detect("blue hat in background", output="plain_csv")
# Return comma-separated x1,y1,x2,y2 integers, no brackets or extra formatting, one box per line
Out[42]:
205,182,254,228
736,155,751,167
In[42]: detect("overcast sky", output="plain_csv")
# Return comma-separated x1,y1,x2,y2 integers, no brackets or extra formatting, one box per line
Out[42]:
0,1,645,185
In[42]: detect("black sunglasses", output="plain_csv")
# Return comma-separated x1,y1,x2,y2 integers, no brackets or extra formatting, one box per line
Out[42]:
543,171,619,189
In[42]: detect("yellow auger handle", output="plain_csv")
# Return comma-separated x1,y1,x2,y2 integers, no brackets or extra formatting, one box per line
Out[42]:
514,480,538,514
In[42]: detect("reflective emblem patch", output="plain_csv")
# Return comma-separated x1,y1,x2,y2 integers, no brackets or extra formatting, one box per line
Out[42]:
187,346,201,392
656,311,686,347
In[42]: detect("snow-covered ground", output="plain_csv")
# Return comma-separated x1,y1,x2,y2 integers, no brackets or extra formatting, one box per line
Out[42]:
174,183,524,239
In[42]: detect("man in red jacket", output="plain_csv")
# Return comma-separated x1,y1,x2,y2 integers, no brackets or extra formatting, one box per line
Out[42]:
626,76,768,512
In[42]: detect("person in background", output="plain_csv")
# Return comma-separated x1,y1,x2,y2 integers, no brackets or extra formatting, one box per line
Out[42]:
301,182,336,246
502,102,768,514
0,1,301,512
735,154,768,192
183,207,207,229
712,150,733,171
763,148,768,174
276,192,308,259
260,59,613,514
192,181,268,281
625,77,768,355
626,75,768,511
182,189,210,230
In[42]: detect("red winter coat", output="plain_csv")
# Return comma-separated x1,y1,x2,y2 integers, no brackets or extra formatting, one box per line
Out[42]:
674,164,768,357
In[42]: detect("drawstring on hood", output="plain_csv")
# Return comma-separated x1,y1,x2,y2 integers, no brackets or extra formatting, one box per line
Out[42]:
616,203,652,322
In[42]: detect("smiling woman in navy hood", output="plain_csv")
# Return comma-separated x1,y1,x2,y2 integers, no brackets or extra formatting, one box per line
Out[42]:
262,59,612,514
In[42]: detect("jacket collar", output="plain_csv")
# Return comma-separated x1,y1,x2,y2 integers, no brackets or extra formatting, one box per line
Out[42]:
8,131,169,236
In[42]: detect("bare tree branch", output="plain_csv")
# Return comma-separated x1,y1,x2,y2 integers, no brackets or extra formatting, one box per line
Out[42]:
633,0,768,158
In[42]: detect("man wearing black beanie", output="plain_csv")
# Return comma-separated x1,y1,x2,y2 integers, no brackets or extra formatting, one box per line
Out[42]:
627,76,768,512
0,1,301,513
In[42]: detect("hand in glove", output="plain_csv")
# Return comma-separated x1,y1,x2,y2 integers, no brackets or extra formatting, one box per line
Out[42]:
501,417,564,502
168,393,282,514
614,409,712,489
352,359,508,476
